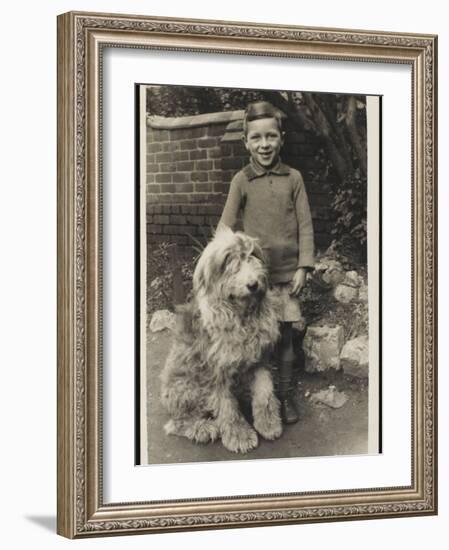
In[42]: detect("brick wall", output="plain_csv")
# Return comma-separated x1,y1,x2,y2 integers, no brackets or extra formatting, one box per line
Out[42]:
146,111,334,255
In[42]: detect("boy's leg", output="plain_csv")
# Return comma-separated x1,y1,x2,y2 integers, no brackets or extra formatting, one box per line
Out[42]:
278,322,299,424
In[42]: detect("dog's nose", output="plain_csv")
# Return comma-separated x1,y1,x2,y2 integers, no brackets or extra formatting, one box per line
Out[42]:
247,281,259,293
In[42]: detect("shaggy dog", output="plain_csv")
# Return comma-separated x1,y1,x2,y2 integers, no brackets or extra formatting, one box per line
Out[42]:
160,225,282,453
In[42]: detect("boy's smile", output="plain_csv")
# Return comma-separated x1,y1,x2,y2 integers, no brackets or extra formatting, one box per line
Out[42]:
243,117,284,170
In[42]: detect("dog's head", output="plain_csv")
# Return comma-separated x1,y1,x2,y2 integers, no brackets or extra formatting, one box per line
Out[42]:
193,225,268,309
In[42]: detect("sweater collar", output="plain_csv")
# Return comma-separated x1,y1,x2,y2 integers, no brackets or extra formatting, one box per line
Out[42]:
243,158,291,180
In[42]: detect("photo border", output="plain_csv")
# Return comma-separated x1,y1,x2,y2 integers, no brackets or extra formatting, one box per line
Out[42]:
57,11,437,538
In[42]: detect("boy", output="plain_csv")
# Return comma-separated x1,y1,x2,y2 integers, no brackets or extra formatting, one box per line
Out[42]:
219,101,315,424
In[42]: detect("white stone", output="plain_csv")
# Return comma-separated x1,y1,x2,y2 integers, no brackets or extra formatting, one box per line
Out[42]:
345,270,360,286
334,283,358,303
340,335,369,378
321,261,345,286
149,309,176,333
303,325,345,372
311,385,348,408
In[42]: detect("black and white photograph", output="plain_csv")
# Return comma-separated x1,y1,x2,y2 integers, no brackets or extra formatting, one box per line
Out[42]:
138,84,381,465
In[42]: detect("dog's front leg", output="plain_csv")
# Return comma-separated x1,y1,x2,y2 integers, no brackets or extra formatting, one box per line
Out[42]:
210,378,258,454
251,367,283,440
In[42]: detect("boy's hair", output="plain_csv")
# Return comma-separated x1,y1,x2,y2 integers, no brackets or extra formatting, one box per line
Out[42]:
243,101,284,135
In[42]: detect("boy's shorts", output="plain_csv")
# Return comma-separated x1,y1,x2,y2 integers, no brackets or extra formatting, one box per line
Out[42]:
271,282,303,323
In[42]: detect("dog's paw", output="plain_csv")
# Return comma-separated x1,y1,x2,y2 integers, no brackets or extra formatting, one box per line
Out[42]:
253,398,283,440
189,419,219,444
221,420,258,453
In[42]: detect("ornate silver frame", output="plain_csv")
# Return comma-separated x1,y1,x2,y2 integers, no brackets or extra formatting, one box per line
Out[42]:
57,11,438,538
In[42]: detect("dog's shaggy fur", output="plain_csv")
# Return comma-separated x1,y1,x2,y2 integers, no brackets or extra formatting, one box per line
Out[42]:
160,226,282,453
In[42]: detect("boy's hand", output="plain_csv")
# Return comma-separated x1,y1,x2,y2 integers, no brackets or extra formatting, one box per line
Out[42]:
290,268,307,297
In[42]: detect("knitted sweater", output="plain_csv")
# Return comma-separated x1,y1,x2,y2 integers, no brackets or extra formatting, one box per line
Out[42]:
220,159,315,284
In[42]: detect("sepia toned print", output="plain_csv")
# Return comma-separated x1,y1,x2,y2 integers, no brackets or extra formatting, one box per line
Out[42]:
140,84,380,465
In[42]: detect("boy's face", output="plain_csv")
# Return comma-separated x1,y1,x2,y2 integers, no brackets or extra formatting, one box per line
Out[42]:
243,117,284,170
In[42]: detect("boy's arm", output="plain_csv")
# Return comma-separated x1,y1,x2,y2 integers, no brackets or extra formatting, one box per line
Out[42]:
219,173,243,230
294,172,315,269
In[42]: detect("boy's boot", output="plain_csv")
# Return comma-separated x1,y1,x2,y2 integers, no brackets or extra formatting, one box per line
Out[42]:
278,357,299,424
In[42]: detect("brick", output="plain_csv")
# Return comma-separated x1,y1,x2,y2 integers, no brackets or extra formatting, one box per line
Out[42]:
184,126,207,139
208,146,222,159
171,235,189,246
206,215,220,226
190,149,208,161
170,214,187,224
213,159,222,170
191,171,209,183
220,143,232,157
171,193,190,204
186,215,205,225
146,153,156,164
147,184,161,194
209,171,223,182
160,162,177,173
160,183,175,193
161,205,171,214
209,204,224,215
147,142,163,153
147,194,161,203
196,160,213,171
177,161,194,171
194,183,212,193
190,193,221,204
184,225,198,236
155,174,172,184
146,214,153,224
171,129,188,141
152,129,170,141
181,205,197,214
180,139,198,150
175,183,194,193
147,224,162,234
146,163,160,173
197,205,209,215
156,152,173,163
162,141,180,152
173,172,190,183
198,137,218,149
163,225,185,235
153,214,169,224
207,124,227,137
173,151,190,162
213,183,230,194
146,174,155,184
170,205,181,214
148,235,167,245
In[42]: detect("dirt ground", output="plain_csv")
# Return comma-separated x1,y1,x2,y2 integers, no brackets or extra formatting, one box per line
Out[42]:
145,330,369,465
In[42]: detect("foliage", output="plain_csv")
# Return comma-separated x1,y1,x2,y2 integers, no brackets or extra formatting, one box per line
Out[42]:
146,86,269,117
147,242,196,318
331,171,367,258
